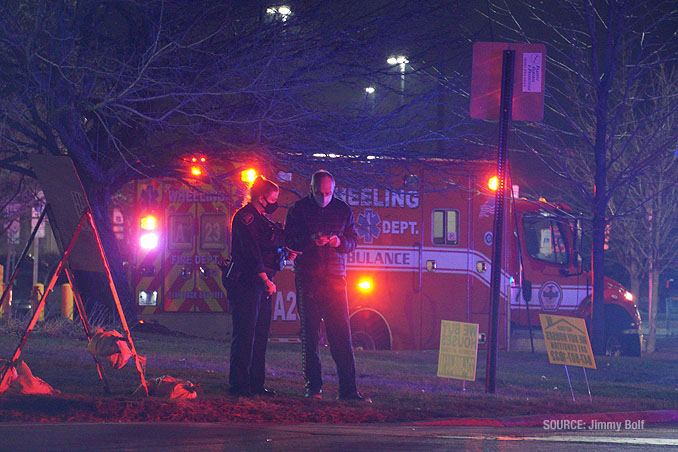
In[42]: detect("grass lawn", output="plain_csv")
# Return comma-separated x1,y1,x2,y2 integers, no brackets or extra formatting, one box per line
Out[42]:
1,319,677,423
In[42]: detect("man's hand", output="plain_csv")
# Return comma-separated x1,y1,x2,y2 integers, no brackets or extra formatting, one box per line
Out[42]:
312,232,330,247
328,234,341,248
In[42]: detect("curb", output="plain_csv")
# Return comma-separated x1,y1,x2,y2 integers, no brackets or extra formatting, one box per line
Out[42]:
412,410,678,427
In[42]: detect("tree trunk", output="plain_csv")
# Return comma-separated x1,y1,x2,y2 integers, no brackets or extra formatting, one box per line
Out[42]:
591,194,607,355
646,262,659,353
86,186,137,324
630,279,641,303
52,110,137,324
590,53,612,354
591,121,608,355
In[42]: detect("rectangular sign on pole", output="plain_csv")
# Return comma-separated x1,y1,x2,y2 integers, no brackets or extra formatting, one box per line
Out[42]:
470,41,546,121
4,202,21,245
28,155,105,273
437,320,479,381
539,314,596,369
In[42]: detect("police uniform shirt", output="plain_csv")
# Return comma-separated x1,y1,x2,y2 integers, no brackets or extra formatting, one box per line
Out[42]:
231,203,284,276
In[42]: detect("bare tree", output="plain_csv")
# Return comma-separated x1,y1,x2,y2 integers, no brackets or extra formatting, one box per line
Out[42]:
607,66,678,352
488,0,678,354
610,161,678,352
0,1,476,318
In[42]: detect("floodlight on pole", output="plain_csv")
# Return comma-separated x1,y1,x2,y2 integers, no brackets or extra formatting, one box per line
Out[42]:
387,55,408,106
364,86,376,111
387,55,409,70
266,5,292,21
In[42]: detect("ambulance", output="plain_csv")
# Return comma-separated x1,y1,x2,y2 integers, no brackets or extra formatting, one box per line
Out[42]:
127,157,642,355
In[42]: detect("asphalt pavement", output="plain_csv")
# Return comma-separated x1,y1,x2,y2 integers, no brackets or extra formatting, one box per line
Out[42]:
2,411,678,452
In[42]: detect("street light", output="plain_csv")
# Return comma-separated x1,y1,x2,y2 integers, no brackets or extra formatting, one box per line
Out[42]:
266,5,292,21
364,86,376,111
387,55,408,106
387,56,408,67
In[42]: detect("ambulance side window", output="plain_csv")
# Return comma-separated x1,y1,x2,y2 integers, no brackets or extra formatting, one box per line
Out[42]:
168,214,194,250
432,209,459,245
200,213,227,250
523,215,569,265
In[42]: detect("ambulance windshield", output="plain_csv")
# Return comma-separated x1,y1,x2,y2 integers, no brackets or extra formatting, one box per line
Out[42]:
523,214,569,265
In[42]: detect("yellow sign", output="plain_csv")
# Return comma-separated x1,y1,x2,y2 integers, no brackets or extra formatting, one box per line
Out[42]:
539,314,596,369
437,320,479,381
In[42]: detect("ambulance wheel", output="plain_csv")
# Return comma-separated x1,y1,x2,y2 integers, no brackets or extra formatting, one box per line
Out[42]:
604,306,641,357
604,329,623,357
351,331,376,351
621,334,641,357
605,331,640,357
350,310,391,350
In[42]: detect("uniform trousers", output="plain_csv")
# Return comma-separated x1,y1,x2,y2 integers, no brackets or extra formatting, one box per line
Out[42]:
296,273,357,396
229,275,273,393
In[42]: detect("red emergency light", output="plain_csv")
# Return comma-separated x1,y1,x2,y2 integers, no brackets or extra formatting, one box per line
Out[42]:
488,176,498,191
357,278,373,291
140,214,159,249
188,156,206,176
241,169,257,183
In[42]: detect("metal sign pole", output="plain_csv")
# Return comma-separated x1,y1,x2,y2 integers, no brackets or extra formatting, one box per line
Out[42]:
583,367,592,403
486,49,515,394
564,364,576,402
85,208,148,396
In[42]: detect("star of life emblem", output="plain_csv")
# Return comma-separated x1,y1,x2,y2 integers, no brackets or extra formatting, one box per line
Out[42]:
356,209,381,244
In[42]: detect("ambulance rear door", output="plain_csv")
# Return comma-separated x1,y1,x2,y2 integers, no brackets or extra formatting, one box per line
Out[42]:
164,184,229,312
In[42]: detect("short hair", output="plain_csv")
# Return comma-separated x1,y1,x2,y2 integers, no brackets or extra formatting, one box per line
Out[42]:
311,170,335,188
250,176,279,200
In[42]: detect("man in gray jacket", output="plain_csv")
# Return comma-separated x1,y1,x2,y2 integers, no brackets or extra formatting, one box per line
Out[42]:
285,170,369,402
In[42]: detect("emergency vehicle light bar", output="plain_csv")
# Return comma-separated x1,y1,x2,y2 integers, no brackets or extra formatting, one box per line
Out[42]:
189,156,206,176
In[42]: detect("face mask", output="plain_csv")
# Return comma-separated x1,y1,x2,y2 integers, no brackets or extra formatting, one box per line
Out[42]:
312,178,335,208
263,200,279,214
313,192,332,208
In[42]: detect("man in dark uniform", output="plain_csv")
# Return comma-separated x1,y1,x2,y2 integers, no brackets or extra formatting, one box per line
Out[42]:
285,170,370,402
226,176,285,397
